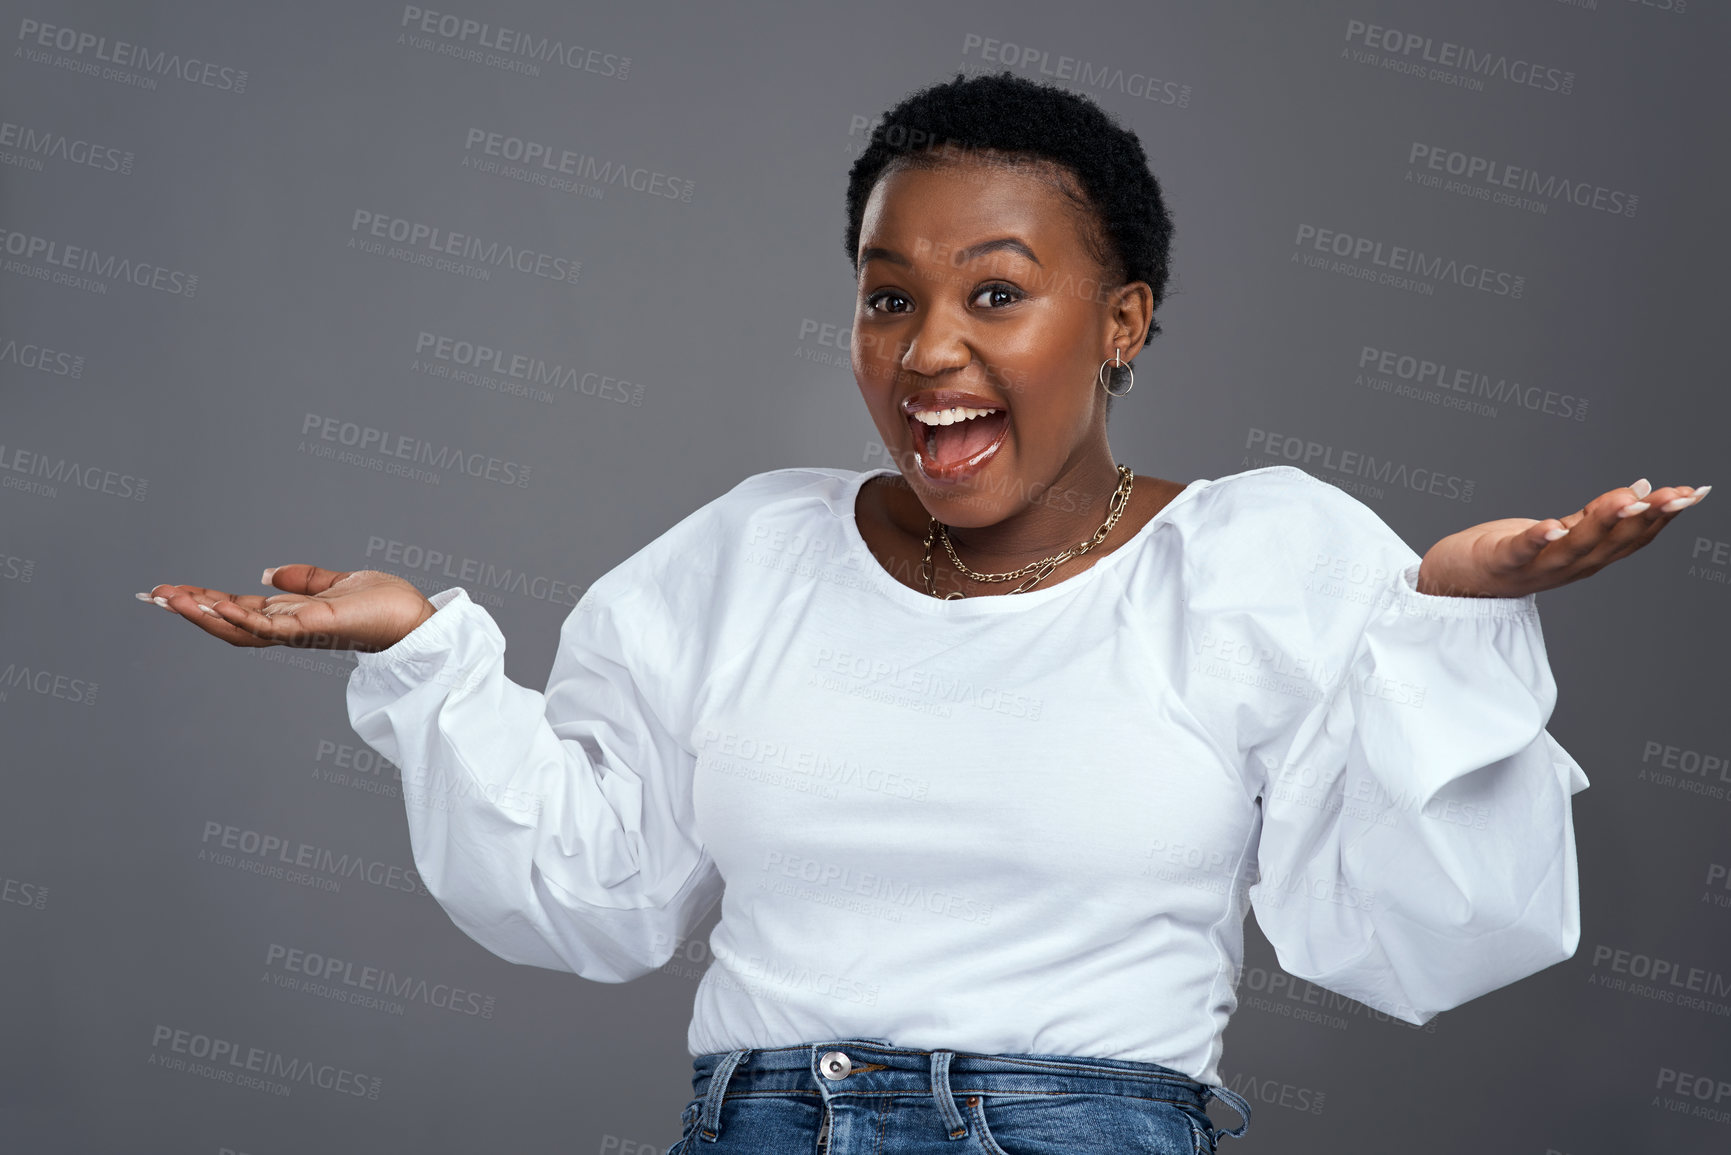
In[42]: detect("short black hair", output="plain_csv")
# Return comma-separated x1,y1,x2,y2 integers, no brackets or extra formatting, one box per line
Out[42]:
844,70,1176,405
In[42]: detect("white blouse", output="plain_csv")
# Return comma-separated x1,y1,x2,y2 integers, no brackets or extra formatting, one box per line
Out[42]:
345,464,1589,1086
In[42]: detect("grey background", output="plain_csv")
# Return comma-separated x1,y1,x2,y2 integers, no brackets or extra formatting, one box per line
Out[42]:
3,1,1727,1152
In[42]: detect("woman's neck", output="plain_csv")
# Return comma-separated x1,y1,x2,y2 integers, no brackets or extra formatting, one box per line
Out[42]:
860,460,1185,597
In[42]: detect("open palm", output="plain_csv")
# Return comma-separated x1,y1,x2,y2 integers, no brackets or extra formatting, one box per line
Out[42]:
140,565,435,652
1417,478,1709,599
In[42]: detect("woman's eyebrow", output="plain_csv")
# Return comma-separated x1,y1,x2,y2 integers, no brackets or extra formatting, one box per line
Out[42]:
859,237,1043,269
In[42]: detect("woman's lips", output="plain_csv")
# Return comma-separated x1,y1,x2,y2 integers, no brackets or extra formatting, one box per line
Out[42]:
905,410,1011,485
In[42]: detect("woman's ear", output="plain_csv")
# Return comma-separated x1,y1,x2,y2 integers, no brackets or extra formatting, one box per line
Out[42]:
1107,280,1154,356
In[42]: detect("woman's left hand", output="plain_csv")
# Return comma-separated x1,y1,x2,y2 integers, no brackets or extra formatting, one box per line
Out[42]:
1415,478,1711,598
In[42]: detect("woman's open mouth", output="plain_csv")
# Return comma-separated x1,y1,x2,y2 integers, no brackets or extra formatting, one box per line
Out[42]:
905,405,1010,484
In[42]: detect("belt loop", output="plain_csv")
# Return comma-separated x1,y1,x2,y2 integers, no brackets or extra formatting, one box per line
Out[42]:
929,1049,969,1140
697,1049,749,1142
1200,1082,1253,1140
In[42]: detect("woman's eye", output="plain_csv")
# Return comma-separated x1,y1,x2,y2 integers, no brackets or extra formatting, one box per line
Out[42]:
972,284,1022,308
863,285,1021,314
863,289,911,314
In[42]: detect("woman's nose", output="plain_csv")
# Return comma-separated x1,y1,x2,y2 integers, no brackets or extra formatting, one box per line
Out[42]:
898,322,972,377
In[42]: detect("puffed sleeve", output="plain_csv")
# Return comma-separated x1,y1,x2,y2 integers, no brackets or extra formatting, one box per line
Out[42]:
344,580,723,982
1241,474,1590,1024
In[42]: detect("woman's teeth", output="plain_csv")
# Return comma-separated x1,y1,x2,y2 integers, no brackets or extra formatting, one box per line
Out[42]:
912,407,1000,426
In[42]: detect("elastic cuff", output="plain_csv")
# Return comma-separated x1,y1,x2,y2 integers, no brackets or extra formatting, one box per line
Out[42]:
353,586,473,668
1389,561,1538,621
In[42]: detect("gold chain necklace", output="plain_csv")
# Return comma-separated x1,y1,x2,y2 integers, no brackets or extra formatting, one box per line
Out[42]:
919,464,1135,599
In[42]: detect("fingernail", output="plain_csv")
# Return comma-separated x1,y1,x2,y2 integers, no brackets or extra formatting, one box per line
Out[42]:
1693,485,1712,500
152,595,170,607
199,603,219,615
1660,496,1692,512
262,567,277,584
1617,501,1651,518
134,591,155,603
1631,478,1652,498
1544,527,1569,541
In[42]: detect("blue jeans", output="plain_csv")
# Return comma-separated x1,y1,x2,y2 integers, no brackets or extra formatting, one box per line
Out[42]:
669,1037,1252,1154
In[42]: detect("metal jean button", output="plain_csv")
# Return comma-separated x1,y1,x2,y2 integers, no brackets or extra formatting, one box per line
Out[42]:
819,1050,853,1080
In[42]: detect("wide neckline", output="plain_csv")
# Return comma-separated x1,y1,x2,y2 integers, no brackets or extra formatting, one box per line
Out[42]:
840,467,1211,614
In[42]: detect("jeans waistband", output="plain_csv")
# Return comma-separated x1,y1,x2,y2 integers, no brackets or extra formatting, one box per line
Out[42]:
687,1038,1252,1144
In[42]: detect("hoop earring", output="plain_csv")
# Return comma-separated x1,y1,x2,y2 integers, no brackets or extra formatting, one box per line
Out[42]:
1097,348,1134,397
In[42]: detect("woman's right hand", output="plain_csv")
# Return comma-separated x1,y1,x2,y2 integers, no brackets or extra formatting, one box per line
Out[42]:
140,566,437,652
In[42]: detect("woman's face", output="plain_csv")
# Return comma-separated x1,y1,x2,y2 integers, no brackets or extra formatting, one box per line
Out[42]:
851,152,1146,528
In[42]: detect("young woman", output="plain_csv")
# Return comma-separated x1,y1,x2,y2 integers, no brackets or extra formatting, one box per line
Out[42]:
142,72,1706,1153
